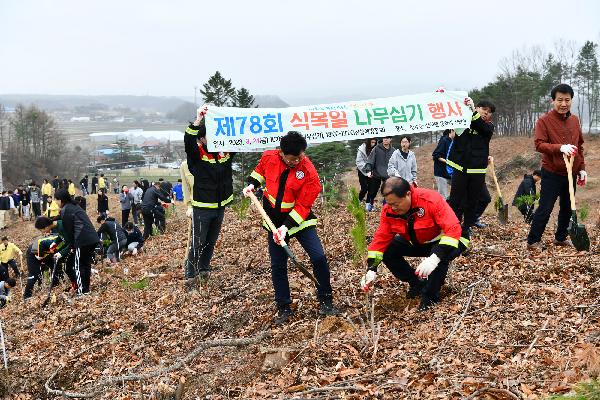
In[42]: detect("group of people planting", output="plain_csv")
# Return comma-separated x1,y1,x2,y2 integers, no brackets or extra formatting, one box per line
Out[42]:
0,84,588,326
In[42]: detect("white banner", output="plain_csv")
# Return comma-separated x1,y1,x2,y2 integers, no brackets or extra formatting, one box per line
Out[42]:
205,91,471,152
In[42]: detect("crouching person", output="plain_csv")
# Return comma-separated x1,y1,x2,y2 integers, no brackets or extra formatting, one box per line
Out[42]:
0,278,16,308
124,222,144,255
360,177,468,311
97,215,128,263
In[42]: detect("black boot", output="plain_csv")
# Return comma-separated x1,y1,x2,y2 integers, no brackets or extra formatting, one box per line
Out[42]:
274,305,294,325
318,297,340,316
407,279,425,299
418,294,439,312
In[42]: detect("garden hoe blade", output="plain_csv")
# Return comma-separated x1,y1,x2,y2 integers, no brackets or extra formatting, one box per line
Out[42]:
247,191,318,284
563,154,590,251
489,158,508,225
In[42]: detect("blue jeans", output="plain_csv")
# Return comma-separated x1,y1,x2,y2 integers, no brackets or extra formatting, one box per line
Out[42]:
185,207,224,278
527,168,574,244
268,227,333,307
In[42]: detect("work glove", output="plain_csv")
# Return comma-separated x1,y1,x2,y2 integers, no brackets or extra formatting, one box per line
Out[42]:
360,270,377,292
577,170,587,186
366,172,373,178
195,104,209,124
186,207,193,218
53,252,62,262
415,254,441,279
273,225,288,246
463,97,476,112
242,183,255,197
560,144,577,156
35,255,43,260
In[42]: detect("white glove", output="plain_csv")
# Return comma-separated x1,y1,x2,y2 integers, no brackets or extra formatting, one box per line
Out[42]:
463,97,476,112
577,170,587,186
415,254,441,279
197,104,208,120
560,144,577,156
242,183,255,197
366,172,373,178
53,252,62,261
360,270,377,292
273,225,288,246
186,207,193,218
35,255,43,260
435,86,445,93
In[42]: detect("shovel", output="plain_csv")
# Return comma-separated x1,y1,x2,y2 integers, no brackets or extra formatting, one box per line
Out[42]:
563,154,590,251
41,258,59,308
247,192,319,285
489,158,508,224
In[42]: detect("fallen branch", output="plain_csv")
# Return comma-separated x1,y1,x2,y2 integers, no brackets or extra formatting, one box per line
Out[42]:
465,385,519,400
445,280,482,342
523,319,550,359
46,331,270,398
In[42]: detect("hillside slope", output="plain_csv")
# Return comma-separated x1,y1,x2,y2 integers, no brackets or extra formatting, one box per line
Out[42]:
0,136,598,399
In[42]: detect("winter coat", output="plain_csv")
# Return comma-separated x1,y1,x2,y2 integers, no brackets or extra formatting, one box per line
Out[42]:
119,192,134,210
97,217,127,244
512,174,537,206
387,149,417,183
60,203,99,248
355,144,370,176
365,143,396,179
432,135,452,179
447,112,494,174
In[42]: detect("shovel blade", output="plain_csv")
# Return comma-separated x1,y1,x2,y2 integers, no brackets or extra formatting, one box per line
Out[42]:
569,222,590,252
498,204,508,224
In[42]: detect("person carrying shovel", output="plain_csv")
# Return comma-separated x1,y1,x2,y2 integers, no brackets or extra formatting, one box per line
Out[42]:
183,105,234,288
243,131,340,325
527,84,587,251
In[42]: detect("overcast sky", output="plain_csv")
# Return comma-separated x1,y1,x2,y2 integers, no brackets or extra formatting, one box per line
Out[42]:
1,0,599,105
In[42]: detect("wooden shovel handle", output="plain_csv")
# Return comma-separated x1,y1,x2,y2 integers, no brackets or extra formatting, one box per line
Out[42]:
488,158,503,199
563,153,576,211
247,191,278,232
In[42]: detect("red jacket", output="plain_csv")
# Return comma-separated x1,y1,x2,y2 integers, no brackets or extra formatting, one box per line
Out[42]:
249,150,321,235
368,188,462,267
535,109,585,176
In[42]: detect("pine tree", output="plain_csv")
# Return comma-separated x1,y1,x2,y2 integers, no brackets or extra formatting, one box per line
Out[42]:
231,87,257,108
200,71,236,107
574,41,600,133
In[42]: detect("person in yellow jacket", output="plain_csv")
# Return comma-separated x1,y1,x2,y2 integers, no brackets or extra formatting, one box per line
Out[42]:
0,236,22,279
41,179,53,213
67,179,76,196
45,197,60,219
98,174,106,191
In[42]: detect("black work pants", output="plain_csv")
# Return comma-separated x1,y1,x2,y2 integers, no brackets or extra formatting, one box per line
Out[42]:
366,177,386,205
527,168,574,245
382,237,460,301
448,171,486,230
185,208,225,278
357,169,371,202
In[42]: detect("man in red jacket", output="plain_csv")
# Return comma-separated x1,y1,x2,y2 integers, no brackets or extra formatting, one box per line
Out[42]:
244,132,339,324
360,177,467,311
527,84,587,250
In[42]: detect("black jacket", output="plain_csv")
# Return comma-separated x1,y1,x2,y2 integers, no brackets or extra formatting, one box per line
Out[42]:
97,217,127,244
184,123,234,208
126,226,144,247
432,135,452,178
97,194,109,213
0,196,9,210
141,186,171,211
447,113,494,173
512,174,536,206
60,203,99,248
